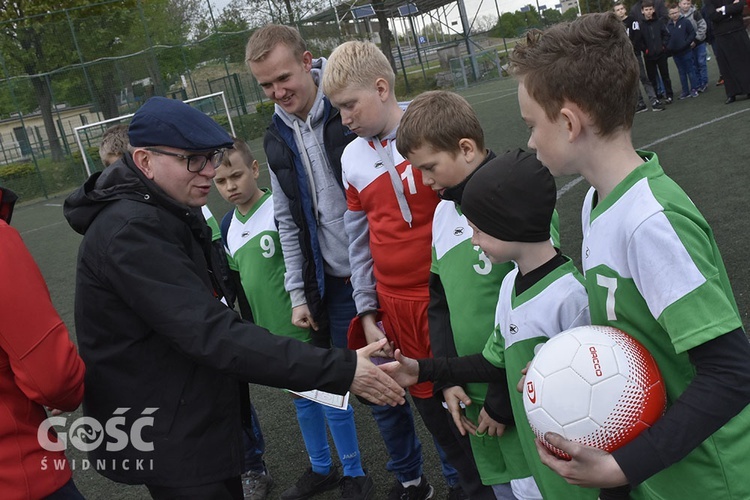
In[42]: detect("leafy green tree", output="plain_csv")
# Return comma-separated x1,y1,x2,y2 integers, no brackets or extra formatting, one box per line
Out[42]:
542,8,563,24
562,7,580,20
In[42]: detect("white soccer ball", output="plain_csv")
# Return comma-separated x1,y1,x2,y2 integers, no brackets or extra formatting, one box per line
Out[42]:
523,325,666,458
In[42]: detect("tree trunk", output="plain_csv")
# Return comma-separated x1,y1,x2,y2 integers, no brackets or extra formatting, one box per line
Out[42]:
374,1,397,73
30,76,64,162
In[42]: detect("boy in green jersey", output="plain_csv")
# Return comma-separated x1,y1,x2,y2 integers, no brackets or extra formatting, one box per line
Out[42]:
382,147,600,500
507,12,750,499
215,138,373,500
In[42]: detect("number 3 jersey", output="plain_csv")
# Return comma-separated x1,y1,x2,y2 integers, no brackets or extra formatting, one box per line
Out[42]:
581,151,749,500
223,190,309,341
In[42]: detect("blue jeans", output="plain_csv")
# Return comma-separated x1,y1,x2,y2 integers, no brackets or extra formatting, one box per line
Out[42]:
673,50,699,95
242,402,266,473
370,401,425,483
692,43,708,88
324,276,427,482
324,275,357,349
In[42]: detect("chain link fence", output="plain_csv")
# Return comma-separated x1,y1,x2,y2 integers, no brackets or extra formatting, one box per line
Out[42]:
0,0,504,202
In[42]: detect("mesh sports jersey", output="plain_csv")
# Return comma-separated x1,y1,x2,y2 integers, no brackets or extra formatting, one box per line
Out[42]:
342,136,438,297
482,260,594,500
581,151,749,500
431,199,518,484
224,190,309,342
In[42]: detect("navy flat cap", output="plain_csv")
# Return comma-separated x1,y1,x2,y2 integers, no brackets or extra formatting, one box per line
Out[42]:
128,96,233,152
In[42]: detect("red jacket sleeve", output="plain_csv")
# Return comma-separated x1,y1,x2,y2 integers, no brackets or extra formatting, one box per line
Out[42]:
0,221,84,411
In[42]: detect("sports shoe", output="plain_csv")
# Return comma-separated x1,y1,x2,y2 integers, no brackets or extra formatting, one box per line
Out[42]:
446,484,469,500
697,84,708,93
635,102,648,113
651,100,665,111
678,92,690,100
281,467,340,500
716,78,724,86
690,89,699,98
664,96,673,104
340,472,375,500
242,468,273,500
387,476,434,500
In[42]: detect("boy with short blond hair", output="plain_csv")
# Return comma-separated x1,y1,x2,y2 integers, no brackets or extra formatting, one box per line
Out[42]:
324,42,493,500
215,138,373,500
508,12,750,498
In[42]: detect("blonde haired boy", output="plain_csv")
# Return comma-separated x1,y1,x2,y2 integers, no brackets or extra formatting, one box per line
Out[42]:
324,41,494,500
509,12,750,499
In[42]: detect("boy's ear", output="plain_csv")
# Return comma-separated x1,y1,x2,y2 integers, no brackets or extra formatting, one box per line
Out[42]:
251,159,260,178
560,103,584,143
375,77,390,101
458,137,477,163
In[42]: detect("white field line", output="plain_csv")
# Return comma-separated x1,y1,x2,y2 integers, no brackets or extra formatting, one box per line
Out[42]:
556,107,750,199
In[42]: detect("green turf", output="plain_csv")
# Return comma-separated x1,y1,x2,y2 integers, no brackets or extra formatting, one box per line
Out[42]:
10,54,750,499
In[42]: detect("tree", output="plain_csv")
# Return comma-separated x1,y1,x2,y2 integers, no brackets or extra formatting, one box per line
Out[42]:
0,0,92,161
542,8,562,24
242,0,328,26
373,0,397,73
474,14,498,33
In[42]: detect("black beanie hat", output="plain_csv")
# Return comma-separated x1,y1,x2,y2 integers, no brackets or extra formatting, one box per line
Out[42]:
461,148,556,243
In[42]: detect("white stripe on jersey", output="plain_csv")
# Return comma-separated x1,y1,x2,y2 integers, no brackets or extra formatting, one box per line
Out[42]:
581,179,706,320
225,195,275,258
432,200,473,260
496,268,590,351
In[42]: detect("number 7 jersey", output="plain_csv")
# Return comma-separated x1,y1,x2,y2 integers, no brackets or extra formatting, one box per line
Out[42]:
580,151,748,500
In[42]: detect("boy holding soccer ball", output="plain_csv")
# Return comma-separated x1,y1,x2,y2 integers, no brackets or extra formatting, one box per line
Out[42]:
381,148,601,500
507,12,750,498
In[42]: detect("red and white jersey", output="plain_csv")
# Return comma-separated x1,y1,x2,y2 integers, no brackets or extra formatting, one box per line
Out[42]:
342,136,439,297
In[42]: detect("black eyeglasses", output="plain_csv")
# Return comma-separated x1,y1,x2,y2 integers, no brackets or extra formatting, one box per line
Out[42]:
145,147,225,173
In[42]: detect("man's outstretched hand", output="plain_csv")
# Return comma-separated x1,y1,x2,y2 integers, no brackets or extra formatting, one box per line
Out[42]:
350,339,406,406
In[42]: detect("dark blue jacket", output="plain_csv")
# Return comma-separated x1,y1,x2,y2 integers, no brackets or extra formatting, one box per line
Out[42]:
667,15,697,55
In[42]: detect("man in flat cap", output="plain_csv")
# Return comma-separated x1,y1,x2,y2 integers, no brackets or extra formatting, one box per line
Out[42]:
63,97,403,499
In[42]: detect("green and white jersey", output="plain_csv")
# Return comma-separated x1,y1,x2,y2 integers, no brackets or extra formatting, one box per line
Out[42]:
431,200,524,485
201,205,221,242
225,190,309,342
581,151,749,500
482,260,594,500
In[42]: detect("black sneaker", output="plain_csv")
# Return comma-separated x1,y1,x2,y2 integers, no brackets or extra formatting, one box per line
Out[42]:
446,484,469,500
635,102,648,114
340,472,375,500
281,467,341,500
387,476,434,500
664,96,673,104
651,100,665,111
241,467,273,500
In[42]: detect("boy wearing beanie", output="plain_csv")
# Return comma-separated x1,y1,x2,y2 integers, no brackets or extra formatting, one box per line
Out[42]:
397,91,574,500
382,149,597,500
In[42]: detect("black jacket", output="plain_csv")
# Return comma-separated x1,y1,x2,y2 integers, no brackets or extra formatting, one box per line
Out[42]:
63,156,356,487
706,0,748,35
641,17,670,60
263,100,355,341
